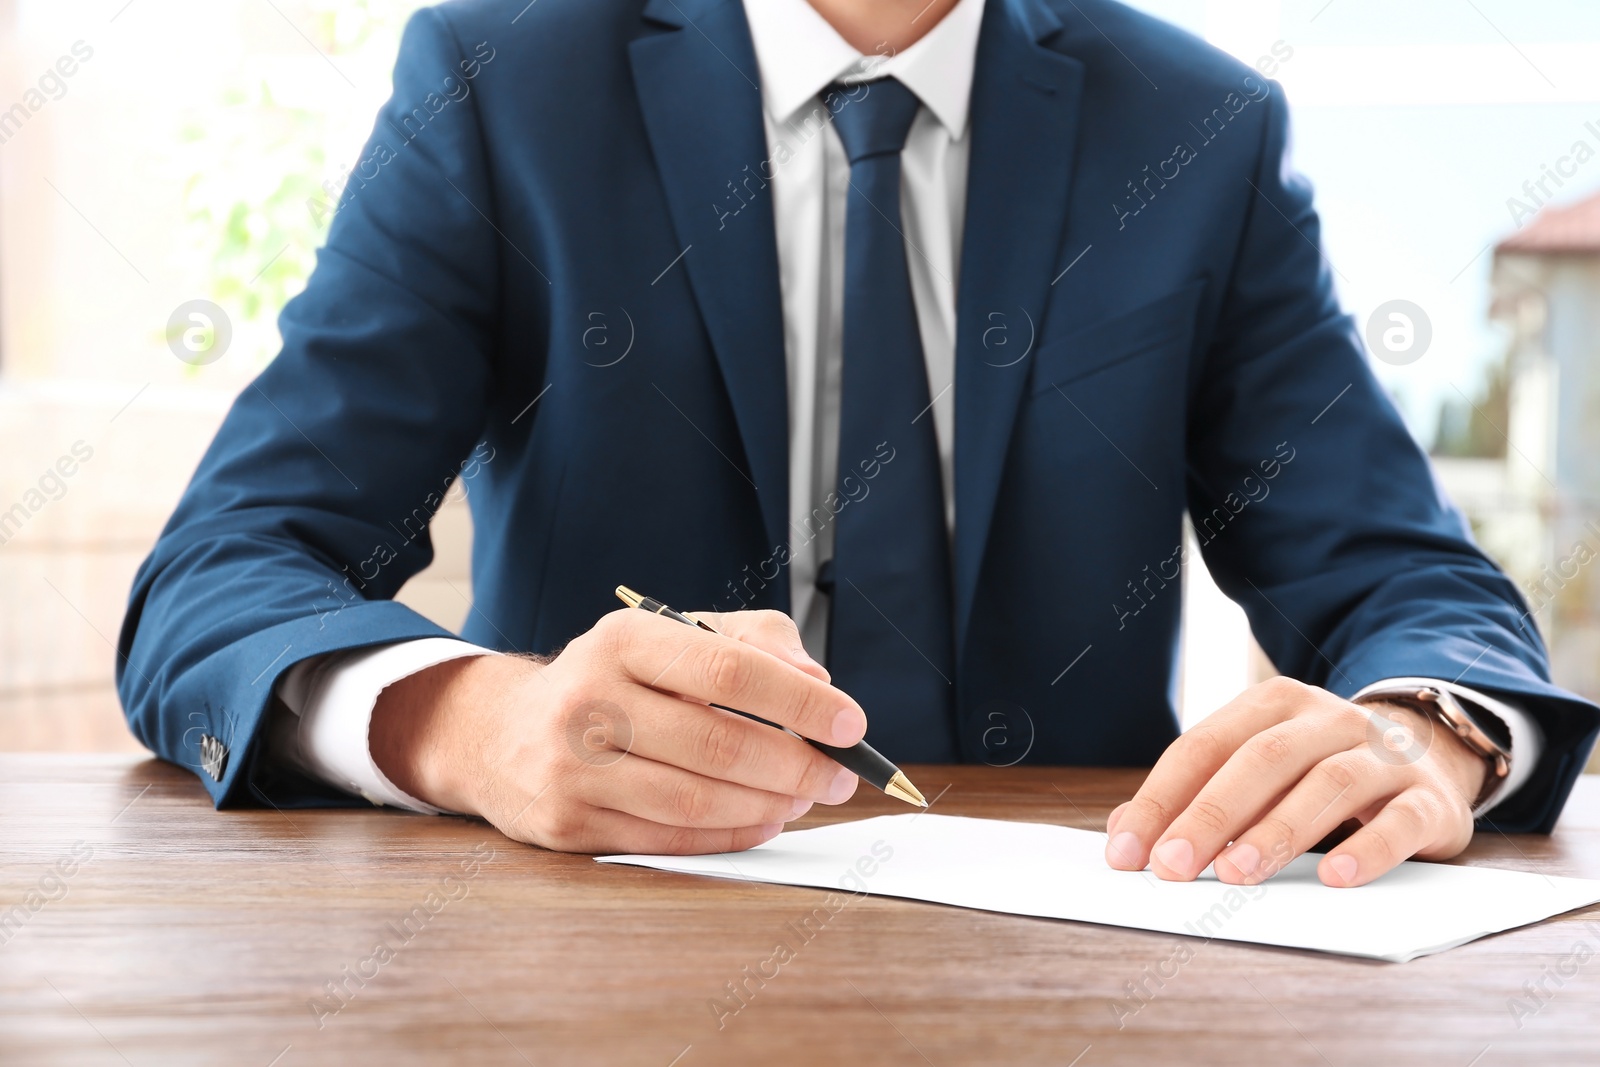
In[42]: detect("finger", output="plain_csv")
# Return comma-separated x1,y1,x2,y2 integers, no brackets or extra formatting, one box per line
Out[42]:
621,689,857,804
1212,751,1408,885
1148,709,1369,881
1105,803,1145,867
604,610,867,747
1106,677,1317,871
1318,787,1469,888
691,609,830,683
577,751,813,829
525,803,785,855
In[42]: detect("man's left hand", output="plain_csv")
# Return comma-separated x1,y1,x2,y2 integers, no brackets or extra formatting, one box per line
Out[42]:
1104,677,1489,887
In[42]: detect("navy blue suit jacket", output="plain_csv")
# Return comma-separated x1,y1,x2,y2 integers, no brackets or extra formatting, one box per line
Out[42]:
118,0,1598,831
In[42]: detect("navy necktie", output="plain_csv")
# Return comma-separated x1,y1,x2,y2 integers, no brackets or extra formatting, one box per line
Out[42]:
822,78,957,762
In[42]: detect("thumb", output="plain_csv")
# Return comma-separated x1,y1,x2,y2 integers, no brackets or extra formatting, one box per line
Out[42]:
688,608,831,683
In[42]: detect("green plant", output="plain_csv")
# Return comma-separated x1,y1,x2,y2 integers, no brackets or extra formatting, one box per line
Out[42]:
176,0,427,369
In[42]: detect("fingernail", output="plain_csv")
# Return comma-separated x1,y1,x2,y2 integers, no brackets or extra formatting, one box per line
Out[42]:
790,797,813,819
1328,853,1358,886
826,766,857,803
1106,831,1144,869
1152,838,1195,879
759,822,784,840
831,707,867,746
1223,842,1261,880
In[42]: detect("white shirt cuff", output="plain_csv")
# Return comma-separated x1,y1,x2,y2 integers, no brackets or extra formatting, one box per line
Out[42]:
273,638,498,814
1353,676,1543,818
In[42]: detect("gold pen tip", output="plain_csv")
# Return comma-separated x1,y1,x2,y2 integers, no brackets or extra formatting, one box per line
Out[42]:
615,585,644,609
884,771,928,808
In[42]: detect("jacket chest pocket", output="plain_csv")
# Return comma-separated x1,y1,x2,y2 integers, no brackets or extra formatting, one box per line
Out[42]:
1029,278,1207,395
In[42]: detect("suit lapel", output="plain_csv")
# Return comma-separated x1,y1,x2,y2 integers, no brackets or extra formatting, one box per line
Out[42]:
954,0,1086,649
630,0,791,584
628,0,1084,634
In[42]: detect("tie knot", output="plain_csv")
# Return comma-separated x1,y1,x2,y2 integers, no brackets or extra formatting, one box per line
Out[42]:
825,77,921,164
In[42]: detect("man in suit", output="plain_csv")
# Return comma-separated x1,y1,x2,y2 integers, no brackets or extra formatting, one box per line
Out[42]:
119,0,1599,888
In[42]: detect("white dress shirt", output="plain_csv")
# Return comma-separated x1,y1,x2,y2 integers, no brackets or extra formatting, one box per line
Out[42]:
270,0,1541,818
751,0,984,656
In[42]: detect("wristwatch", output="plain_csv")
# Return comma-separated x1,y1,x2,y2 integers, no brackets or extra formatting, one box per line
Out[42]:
1354,684,1510,813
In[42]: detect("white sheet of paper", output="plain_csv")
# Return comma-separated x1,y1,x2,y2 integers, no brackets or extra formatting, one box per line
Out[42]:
597,813,1600,962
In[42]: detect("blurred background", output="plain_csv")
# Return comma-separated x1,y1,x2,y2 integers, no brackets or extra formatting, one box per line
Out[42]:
1,0,1597,767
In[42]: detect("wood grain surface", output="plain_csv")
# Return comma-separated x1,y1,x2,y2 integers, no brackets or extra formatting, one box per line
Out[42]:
3,755,1599,1066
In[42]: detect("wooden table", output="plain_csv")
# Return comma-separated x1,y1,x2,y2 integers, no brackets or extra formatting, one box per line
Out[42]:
4,755,1599,1066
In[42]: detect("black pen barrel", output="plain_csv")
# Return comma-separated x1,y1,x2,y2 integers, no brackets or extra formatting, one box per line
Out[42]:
804,737,898,793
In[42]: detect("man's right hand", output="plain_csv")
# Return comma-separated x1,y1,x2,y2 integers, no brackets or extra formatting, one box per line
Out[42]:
368,609,865,854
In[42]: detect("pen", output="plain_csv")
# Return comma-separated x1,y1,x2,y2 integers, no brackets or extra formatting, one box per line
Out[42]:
614,585,928,808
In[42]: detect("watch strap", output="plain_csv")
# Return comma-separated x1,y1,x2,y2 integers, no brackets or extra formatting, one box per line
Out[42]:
1354,684,1509,813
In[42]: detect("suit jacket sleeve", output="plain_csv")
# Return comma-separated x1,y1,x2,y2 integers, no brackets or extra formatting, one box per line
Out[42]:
1186,85,1599,834
116,8,506,808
